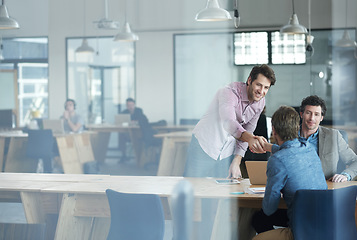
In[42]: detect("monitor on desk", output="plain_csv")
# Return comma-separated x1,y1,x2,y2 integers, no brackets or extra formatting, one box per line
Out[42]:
246,161,268,185
115,114,131,126
0,109,13,129
42,119,65,134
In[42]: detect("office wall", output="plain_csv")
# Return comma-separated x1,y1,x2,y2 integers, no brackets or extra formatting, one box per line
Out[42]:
2,0,356,124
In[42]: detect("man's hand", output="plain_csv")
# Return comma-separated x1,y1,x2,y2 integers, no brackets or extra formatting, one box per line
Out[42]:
329,174,348,182
63,110,70,120
228,155,242,179
248,136,268,153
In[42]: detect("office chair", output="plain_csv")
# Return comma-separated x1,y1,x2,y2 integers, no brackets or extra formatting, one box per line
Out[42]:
105,189,165,240
292,186,357,240
26,129,55,173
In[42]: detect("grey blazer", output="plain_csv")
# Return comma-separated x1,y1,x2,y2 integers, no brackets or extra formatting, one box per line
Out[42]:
318,126,357,180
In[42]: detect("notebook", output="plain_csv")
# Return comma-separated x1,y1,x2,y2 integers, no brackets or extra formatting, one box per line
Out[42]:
42,119,65,134
245,161,268,185
115,114,131,126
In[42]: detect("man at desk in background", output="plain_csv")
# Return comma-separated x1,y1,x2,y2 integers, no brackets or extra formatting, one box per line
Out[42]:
61,99,84,133
265,95,357,182
119,98,155,162
252,106,327,240
184,64,276,178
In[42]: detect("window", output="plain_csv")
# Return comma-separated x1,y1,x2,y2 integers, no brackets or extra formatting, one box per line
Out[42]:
234,31,306,65
0,37,48,127
234,32,268,65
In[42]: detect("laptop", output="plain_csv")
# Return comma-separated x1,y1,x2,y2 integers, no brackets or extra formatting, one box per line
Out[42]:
115,114,131,126
245,161,268,185
42,119,65,134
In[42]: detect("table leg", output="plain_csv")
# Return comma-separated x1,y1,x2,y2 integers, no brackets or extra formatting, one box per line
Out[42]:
20,192,46,223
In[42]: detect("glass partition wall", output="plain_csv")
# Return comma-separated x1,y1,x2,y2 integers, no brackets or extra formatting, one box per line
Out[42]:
66,37,135,125
175,29,357,127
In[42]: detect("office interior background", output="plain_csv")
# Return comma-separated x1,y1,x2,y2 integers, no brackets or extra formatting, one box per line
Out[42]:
0,0,356,130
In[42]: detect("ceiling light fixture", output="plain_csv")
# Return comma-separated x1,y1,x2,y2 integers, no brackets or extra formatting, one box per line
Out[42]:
335,0,356,48
76,0,95,53
113,0,138,42
93,0,120,30
195,0,232,22
280,0,307,34
233,0,240,28
0,0,19,29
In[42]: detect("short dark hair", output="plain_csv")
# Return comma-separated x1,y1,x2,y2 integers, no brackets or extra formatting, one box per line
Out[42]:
248,64,276,86
300,95,327,116
271,106,300,141
65,99,76,109
126,98,135,104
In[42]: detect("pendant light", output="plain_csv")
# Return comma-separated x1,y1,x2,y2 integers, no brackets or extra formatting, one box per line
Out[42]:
233,0,240,28
305,0,314,56
280,0,307,34
113,0,138,42
76,0,95,53
0,0,19,29
335,0,356,47
195,0,232,22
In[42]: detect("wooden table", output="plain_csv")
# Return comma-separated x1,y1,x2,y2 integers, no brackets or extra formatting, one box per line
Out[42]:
86,124,143,164
0,131,96,174
1,173,355,240
153,125,195,133
154,131,192,176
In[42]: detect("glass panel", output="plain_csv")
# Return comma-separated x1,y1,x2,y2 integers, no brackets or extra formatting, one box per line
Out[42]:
18,63,49,126
2,38,48,60
234,32,268,65
271,32,306,64
67,37,135,125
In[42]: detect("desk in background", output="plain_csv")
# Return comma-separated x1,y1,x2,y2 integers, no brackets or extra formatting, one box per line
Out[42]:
86,124,143,164
0,131,96,174
155,131,192,176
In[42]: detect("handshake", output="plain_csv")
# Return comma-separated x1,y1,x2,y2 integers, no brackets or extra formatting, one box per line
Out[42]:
247,135,273,154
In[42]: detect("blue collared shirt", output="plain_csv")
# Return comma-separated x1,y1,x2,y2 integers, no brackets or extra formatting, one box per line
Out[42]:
298,128,319,153
263,138,327,231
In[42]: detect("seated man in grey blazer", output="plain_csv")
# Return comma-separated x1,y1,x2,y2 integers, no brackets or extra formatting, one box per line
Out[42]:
266,95,357,182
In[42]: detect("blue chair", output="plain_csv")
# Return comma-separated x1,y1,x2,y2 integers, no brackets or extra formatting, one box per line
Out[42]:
26,129,55,173
105,189,165,240
292,186,357,240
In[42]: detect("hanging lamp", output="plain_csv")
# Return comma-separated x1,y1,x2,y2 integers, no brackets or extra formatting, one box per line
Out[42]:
113,0,138,42
280,0,307,34
195,0,231,22
76,0,95,53
335,0,356,47
0,0,19,29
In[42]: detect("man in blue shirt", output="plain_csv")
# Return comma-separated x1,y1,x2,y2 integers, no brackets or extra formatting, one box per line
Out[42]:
267,95,357,182
252,106,327,240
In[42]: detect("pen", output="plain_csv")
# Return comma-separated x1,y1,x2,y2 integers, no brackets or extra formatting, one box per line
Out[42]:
230,192,245,195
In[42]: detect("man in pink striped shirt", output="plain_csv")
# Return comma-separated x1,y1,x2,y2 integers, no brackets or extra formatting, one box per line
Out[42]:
184,64,276,179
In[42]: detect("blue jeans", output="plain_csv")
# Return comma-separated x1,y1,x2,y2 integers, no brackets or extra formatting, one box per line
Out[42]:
184,135,234,178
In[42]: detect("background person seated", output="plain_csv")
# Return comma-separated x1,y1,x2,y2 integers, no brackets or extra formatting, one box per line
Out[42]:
61,99,84,133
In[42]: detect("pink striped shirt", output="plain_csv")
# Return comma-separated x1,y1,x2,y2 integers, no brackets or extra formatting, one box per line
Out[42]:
193,82,265,160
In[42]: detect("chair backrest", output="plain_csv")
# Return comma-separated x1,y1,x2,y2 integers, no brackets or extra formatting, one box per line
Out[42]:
105,189,165,240
179,119,200,126
292,186,357,240
26,129,54,159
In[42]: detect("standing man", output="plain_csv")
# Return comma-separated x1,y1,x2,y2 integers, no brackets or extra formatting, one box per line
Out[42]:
184,64,276,178
266,95,357,182
61,99,84,133
252,106,327,239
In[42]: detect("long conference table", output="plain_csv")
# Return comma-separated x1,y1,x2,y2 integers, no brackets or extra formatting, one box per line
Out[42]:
0,173,356,240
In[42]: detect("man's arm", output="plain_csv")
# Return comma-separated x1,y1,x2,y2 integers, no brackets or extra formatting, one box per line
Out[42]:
262,158,286,215
228,155,242,179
